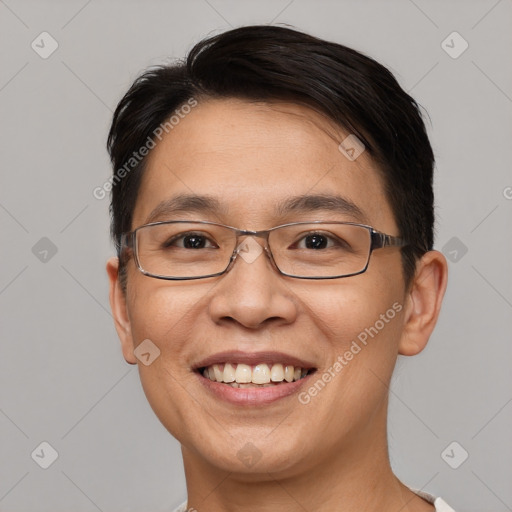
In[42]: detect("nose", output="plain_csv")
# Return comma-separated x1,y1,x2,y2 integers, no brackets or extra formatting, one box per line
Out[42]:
207,236,298,329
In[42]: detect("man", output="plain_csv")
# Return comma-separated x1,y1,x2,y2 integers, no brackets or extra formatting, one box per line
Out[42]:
106,25,453,511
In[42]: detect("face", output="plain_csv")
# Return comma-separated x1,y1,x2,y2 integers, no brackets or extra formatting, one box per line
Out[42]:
110,98,414,478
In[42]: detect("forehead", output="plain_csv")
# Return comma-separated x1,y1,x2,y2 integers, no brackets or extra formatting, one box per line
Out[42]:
133,99,396,232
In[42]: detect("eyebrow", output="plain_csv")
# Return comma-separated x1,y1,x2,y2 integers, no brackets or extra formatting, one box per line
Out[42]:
145,194,229,224
276,194,368,222
144,193,368,225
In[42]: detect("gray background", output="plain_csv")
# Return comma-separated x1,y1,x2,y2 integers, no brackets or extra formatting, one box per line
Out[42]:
1,0,511,511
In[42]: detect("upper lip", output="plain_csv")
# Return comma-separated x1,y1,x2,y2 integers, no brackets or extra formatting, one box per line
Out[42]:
193,350,317,370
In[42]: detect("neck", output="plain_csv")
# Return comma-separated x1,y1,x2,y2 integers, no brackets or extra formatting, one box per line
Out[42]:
180,402,433,512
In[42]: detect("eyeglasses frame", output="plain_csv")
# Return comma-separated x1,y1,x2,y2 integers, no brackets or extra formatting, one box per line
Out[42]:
119,219,407,281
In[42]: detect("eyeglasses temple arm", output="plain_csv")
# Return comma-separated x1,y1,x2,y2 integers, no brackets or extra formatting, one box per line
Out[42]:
118,232,135,262
370,230,407,249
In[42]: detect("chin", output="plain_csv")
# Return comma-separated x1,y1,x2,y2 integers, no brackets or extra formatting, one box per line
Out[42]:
185,427,312,477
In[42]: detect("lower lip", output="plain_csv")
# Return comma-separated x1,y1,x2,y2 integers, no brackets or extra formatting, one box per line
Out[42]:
196,372,315,405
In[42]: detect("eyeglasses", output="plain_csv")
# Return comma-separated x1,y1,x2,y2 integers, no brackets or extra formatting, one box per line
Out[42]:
119,220,407,280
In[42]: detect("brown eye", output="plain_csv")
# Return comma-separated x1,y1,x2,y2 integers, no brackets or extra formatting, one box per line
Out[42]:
163,232,217,249
303,234,329,249
293,232,348,250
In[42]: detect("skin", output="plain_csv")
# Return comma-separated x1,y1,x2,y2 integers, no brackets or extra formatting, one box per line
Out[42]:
107,98,448,512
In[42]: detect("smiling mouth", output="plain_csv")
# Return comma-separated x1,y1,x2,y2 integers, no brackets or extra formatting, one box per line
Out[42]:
198,362,316,388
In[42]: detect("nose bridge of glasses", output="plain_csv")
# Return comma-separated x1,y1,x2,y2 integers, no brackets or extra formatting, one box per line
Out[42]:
233,230,270,256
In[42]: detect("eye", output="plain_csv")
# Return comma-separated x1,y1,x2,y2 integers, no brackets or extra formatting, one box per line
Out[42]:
293,232,351,250
163,232,218,249
299,233,329,249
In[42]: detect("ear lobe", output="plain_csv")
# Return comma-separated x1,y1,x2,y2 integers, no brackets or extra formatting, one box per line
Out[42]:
106,257,137,364
399,250,448,356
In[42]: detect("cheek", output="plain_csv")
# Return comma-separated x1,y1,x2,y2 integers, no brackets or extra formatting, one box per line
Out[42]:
299,279,402,351
125,281,207,437
126,273,204,348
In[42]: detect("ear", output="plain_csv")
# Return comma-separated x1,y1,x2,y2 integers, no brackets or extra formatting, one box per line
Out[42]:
106,257,137,364
399,250,448,356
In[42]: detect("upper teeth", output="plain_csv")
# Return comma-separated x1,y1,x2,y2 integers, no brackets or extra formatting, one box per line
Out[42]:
201,363,309,384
